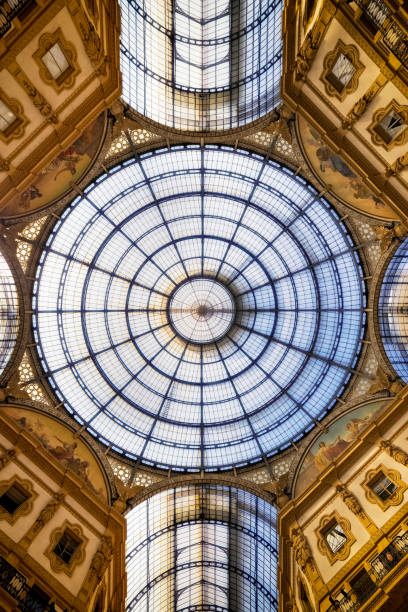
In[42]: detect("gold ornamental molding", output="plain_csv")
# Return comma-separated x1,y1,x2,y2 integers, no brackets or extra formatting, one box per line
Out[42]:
44,519,89,577
315,511,356,565
0,474,37,525
321,40,364,102
362,463,407,511
33,28,80,93
342,74,387,130
0,88,28,144
7,60,58,124
368,100,408,151
19,491,65,550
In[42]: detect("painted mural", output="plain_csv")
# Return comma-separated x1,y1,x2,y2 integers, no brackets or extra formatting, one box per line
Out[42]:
2,406,108,501
297,116,398,220
0,113,106,219
294,399,390,496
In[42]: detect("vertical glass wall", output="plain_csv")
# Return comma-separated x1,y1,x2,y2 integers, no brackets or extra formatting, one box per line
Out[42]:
378,237,408,380
126,484,278,611
0,252,18,377
120,0,282,131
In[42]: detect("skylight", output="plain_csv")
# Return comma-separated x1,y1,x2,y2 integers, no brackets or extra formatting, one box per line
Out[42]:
32,146,365,471
126,484,278,611
378,237,408,380
120,0,282,131
0,251,18,377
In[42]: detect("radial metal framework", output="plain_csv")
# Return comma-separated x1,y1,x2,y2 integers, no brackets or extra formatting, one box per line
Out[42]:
378,237,408,381
120,0,282,131
32,146,366,471
0,251,19,378
126,484,278,611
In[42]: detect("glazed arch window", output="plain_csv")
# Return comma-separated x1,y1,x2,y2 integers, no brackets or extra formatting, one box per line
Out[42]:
321,41,364,101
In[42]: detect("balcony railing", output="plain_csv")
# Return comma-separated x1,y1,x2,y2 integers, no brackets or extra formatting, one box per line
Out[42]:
0,554,55,611
328,533,408,612
0,0,32,38
351,0,408,69
370,532,408,581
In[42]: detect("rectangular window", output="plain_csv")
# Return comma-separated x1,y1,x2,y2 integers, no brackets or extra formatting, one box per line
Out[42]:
327,53,356,93
53,529,80,564
0,100,17,132
371,473,397,501
0,484,30,514
324,522,347,553
376,109,406,144
41,42,70,80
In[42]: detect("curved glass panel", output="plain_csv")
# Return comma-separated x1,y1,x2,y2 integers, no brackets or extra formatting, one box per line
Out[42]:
0,252,19,377
120,0,282,131
126,484,278,611
33,147,365,470
379,237,408,380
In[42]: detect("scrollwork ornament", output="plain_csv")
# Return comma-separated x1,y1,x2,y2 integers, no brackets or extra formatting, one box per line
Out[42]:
379,440,408,466
336,484,363,516
291,527,314,573
0,449,16,469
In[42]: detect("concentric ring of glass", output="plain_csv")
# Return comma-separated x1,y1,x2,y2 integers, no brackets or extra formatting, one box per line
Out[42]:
33,147,364,470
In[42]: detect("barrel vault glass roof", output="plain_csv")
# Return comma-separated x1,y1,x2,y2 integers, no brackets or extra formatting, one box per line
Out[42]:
120,0,282,131
0,251,19,377
126,484,278,611
33,146,366,471
379,237,408,381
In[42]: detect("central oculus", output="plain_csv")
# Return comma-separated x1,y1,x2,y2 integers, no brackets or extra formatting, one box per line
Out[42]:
169,277,235,344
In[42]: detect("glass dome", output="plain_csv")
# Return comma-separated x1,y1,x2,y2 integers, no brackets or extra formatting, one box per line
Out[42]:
120,0,282,131
0,251,19,377
126,484,278,611
378,237,408,380
33,146,365,471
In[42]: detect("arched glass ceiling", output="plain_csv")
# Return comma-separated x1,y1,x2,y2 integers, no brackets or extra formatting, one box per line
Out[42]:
0,252,19,377
32,146,365,471
126,484,278,611
379,237,408,380
120,0,282,131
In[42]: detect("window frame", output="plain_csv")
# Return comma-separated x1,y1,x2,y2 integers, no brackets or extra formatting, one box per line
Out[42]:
321,40,364,101
368,100,408,150
0,89,28,144
0,476,36,525
33,28,79,93
316,511,355,565
363,464,407,511
45,520,88,576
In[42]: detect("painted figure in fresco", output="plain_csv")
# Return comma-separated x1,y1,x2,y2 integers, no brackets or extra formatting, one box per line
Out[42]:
344,415,372,439
20,185,43,210
306,126,385,209
12,414,104,498
314,436,349,470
